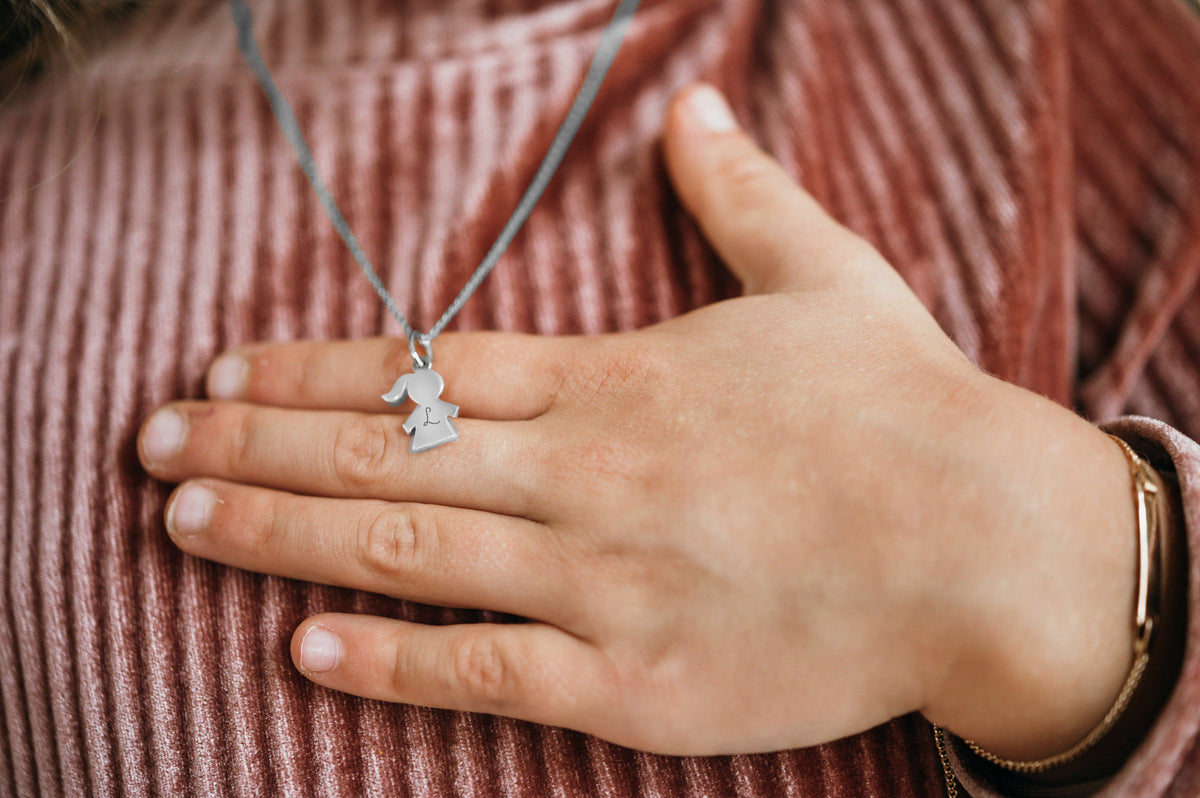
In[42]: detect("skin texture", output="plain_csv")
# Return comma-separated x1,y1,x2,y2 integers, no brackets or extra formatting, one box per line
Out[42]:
138,83,1140,763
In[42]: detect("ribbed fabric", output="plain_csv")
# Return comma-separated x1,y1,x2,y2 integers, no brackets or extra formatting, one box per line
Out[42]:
1,0,1199,796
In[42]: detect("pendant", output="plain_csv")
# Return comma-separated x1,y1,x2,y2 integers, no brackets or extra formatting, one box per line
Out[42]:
381,335,459,453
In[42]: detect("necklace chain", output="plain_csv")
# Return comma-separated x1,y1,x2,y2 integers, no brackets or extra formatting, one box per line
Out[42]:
231,0,640,345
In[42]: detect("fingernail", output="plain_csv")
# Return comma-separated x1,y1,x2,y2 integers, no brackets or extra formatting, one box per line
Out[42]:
300,627,343,673
208,354,247,399
687,84,737,132
167,483,217,538
143,409,185,463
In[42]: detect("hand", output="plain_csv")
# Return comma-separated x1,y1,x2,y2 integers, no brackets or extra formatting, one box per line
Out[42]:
138,84,1139,759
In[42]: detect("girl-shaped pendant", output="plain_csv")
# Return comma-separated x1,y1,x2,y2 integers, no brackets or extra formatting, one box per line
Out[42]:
381,335,460,453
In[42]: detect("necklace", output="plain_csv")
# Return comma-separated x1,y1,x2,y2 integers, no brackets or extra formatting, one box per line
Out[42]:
231,0,640,452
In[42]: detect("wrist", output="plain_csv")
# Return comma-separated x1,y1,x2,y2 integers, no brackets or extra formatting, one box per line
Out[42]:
991,443,1187,789
918,378,1144,764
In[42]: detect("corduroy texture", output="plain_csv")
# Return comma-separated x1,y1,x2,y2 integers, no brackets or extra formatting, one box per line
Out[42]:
1,0,1199,795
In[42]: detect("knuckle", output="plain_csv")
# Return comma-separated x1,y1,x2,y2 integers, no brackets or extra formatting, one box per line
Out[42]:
541,343,667,492
356,503,430,580
562,340,665,407
389,631,419,694
559,434,650,491
537,427,662,518
226,407,256,473
451,633,515,709
541,351,574,414
252,490,290,555
712,146,779,204
331,414,396,493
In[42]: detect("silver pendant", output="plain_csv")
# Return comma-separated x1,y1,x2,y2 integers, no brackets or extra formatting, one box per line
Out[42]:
381,335,459,453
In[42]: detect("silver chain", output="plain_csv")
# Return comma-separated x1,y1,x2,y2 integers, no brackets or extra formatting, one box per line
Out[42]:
231,0,640,347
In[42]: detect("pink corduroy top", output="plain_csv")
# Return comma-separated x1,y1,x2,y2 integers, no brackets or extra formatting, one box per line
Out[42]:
2,0,1200,795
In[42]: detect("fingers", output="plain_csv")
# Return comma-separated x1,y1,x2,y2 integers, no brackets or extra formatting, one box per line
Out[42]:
138,400,547,518
291,615,607,733
206,331,576,419
165,479,573,623
661,83,881,294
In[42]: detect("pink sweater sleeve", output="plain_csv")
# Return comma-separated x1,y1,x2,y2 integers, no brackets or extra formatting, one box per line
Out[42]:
947,417,1200,796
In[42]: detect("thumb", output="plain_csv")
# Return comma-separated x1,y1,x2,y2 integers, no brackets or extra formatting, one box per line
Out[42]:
662,83,873,295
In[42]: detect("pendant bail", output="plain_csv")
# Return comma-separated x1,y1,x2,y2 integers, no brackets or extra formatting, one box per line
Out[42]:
408,332,433,371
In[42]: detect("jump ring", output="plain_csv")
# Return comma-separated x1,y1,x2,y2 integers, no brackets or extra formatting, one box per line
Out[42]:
408,332,433,370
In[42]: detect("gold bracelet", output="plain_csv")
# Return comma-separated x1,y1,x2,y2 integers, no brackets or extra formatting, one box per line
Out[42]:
956,434,1164,774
